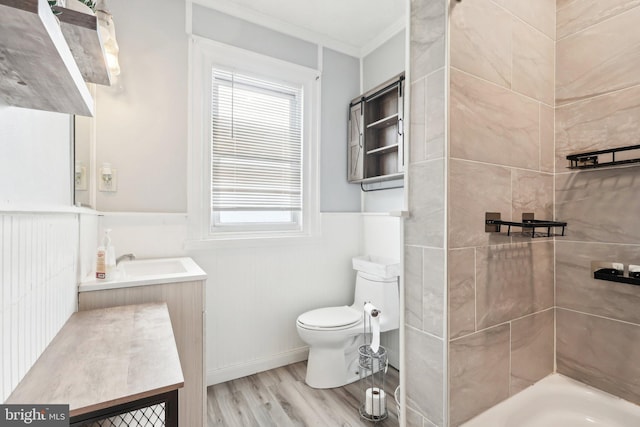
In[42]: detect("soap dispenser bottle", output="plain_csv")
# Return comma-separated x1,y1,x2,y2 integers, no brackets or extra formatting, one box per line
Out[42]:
103,229,116,280
96,245,106,280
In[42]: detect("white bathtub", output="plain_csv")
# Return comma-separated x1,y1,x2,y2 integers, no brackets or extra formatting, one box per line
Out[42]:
462,374,640,427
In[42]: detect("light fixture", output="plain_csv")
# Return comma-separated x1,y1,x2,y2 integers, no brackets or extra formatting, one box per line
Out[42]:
99,162,117,192
75,161,87,190
101,163,112,183
95,0,120,77
75,161,83,184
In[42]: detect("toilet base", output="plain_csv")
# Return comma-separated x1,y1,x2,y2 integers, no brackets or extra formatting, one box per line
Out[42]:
304,334,363,389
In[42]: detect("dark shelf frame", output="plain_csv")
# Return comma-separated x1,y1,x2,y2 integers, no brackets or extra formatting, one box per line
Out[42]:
566,144,640,169
485,212,567,238
70,390,178,427
593,269,640,286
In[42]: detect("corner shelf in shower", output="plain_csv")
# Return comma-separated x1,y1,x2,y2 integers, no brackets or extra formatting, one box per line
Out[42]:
593,269,640,286
566,144,640,169
485,213,567,238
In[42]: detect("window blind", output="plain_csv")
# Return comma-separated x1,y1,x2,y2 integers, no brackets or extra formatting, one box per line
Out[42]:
210,69,303,213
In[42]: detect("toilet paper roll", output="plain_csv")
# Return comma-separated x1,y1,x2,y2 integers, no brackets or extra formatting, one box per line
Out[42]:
364,302,381,353
365,387,386,417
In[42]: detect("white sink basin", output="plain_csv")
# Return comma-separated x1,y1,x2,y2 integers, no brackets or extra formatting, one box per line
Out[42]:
121,259,187,277
80,257,207,292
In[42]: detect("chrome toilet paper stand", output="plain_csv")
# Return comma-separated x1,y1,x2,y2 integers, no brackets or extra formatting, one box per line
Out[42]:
358,305,388,422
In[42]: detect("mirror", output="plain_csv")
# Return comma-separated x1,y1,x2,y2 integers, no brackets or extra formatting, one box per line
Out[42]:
73,112,93,208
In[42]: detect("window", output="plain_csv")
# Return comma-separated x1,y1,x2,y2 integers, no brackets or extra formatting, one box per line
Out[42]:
190,38,319,242
210,70,302,231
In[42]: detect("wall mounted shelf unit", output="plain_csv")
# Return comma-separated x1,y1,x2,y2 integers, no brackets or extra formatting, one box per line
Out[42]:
0,0,110,116
348,73,405,186
566,144,640,170
485,212,567,238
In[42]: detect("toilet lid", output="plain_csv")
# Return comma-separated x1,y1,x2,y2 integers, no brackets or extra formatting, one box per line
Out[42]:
298,306,362,329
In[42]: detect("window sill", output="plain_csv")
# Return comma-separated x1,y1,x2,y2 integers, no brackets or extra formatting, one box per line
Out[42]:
184,230,321,250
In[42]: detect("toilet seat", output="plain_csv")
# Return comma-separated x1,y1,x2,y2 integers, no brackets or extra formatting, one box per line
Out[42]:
297,306,362,330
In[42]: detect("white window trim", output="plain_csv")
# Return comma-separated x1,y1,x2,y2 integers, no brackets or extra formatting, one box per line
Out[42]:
188,36,321,246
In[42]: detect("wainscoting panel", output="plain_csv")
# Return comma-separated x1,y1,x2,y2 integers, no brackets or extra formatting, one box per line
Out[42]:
0,213,78,402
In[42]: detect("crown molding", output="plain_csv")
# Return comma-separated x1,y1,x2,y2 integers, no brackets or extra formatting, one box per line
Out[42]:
190,0,405,59
359,17,406,58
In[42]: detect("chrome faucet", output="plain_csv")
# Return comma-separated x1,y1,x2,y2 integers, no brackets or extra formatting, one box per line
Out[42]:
116,253,136,265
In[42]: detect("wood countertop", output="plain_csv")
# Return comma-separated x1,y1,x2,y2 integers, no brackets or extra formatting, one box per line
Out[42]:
6,303,184,417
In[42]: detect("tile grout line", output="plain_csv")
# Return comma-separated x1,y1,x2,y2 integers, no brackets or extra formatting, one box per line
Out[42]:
451,66,555,109
421,247,425,332
508,319,512,397
557,306,640,328
451,239,640,251
538,104,542,174
556,81,640,109
555,239,640,248
451,307,555,343
556,4,640,42
449,157,555,176
489,0,555,43
406,242,445,250
474,247,477,333
405,323,446,342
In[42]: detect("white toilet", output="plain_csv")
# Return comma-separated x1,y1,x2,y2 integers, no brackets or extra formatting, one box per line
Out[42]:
296,255,400,389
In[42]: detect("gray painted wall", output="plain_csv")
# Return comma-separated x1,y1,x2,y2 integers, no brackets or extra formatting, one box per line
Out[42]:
192,6,318,70
320,48,361,212
363,30,406,92
92,1,361,212
95,0,188,212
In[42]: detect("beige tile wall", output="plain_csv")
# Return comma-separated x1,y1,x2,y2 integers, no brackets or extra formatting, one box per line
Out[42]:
556,0,640,39
510,309,554,395
557,309,640,405
405,0,448,425
448,0,555,424
555,84,640,172
404,0,447,427
449,69,540,170
556,4,640,105
406,0,640,424
555,0,640,404
449,324,510,426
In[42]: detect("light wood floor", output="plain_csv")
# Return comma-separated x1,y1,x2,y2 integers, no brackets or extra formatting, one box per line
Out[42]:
207,361,400,426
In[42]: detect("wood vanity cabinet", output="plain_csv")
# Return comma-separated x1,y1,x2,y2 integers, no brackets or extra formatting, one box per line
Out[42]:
6,304,183,427
348,73,405,184
79,280,206,427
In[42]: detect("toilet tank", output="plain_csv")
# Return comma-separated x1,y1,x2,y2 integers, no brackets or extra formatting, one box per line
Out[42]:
351,256,400,331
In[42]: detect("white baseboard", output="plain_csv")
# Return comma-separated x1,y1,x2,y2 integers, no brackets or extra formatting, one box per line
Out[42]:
207,347,309,386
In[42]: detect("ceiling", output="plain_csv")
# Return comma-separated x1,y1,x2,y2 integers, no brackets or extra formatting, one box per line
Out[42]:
192,0,406,57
